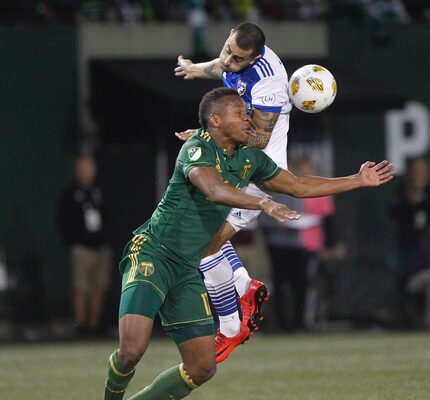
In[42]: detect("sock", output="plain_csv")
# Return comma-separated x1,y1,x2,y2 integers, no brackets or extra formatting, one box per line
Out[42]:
104,350,136,400
127,364,197,400
200,250,240,337
221,241,251,297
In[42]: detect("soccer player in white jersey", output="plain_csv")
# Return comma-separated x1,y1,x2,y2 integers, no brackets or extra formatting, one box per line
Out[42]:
175,22,292,362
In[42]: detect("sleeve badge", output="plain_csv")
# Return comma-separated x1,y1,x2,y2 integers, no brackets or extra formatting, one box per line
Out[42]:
188,147,202,161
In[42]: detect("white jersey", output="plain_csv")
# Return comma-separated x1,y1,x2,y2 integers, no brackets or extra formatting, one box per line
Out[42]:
222,45,292,169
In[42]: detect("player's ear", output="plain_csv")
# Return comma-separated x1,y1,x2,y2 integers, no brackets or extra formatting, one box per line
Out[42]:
209,113,221,128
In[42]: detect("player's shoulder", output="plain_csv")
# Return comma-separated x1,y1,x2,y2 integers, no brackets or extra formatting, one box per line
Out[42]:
240,145,266,160
252,46,287,81
178,129,215,162
180,129,211,147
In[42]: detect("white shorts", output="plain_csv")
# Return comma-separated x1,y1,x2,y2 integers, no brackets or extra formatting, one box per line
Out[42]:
226,183,271,232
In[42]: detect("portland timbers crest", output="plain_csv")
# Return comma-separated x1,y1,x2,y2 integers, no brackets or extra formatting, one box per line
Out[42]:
188,147,202,161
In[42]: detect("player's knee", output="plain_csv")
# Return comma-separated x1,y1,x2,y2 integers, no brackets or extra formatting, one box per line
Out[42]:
186,360,217,385
118,346,145,369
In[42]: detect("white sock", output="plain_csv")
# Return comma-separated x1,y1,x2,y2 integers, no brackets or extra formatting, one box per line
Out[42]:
200,250,240,337
221,241,252,297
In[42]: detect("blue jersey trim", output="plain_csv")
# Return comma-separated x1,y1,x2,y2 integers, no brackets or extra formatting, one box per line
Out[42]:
252,104,282,112
254,60,268,77
260,58,274,75
254,58,274,77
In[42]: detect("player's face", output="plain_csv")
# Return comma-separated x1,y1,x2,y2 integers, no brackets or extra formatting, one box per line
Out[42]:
219,32,259,73
216,95,253,144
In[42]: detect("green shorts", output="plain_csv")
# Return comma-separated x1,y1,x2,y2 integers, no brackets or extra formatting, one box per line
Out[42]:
119,235,214,343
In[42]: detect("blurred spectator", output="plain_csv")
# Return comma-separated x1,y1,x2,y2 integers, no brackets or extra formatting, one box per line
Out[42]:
259,157,338,331
116,0,143,25
186,0,209,58
231,0,260,21
76,0,118,23
56,155,113,337
390,156,430,328
296,0,329,20
1,0,429,25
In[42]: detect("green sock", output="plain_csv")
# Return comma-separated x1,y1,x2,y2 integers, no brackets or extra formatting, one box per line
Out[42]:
104,350,136,400
128,363,198,400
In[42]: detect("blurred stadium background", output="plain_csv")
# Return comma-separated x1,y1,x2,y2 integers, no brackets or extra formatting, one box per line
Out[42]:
0,0,430,398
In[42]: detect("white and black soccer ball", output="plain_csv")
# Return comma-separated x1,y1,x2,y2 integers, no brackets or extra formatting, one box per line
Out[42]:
288,64,337,113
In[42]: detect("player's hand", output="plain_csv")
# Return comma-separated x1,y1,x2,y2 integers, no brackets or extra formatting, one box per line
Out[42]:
175,129,196,141
175,55,196,80
358,160,396,187
261,198,301,222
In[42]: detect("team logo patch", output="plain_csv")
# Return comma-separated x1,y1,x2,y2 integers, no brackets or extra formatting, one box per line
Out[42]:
138,262,154,276
188,147,202,161
240,164,252,179
261,95,276,105
237,80,247,96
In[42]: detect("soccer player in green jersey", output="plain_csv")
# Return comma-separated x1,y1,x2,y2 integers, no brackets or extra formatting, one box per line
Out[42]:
104,87,395,400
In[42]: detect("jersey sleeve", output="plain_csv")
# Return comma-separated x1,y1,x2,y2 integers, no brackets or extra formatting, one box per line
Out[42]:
249,148,282,184
176,133,216,178
250,75,289,113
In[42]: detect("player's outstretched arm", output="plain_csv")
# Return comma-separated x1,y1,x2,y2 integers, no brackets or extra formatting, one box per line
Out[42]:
262,160,395,198
174,55,223,80
189,166,300,222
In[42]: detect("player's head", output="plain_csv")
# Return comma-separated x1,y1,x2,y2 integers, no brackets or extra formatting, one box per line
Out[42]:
75,154,96,188
199,87,252,144
219,22,265,73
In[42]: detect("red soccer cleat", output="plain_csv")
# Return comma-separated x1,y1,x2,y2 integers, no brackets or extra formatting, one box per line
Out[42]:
214,325,251,363
240,279,270,332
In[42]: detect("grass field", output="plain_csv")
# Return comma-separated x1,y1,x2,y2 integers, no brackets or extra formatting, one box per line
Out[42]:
1,332,429,399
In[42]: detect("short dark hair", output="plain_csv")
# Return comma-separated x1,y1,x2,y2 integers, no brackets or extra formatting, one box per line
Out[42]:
199,87,239,130
233,22,265,57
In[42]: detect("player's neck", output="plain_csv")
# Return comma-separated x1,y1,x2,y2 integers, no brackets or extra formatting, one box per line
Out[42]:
209,130,236,156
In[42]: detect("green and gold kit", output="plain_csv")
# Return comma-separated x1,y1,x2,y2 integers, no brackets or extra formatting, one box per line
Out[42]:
131,128,281,269
119,129,280,341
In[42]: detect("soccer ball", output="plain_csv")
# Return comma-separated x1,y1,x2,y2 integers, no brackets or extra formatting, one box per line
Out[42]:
288,65,337,113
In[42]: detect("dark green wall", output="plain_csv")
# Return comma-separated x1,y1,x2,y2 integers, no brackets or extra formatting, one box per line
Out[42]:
330,21,429,106
0,27,77,317
327,22,430,322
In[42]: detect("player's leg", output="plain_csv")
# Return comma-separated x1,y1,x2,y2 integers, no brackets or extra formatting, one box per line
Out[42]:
200,218,268,362
105,284,160,400
220,239,269,332
200,248,241,337
203,207,270,328
105,236,165,400
128,334,216,400
127,271,216,399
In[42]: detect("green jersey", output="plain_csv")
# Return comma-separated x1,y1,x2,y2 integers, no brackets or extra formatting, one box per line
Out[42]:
133,129,281,267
